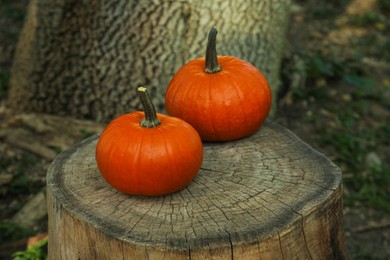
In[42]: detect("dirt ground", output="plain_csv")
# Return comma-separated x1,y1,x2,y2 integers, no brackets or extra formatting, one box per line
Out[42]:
0,0,389,259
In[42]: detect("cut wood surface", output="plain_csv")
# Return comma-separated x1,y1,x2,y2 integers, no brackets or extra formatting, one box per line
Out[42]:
47,121,348,259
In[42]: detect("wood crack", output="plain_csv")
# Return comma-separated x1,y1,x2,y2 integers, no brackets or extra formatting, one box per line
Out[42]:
185,232,192,260
225,229,234,260
276,229,285,260
311,181,337,191
199,167,233,175
300,213,314,260
271,194,314,259
124,202,155,239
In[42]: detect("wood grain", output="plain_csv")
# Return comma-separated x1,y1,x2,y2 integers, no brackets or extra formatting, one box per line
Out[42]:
47,121,348,259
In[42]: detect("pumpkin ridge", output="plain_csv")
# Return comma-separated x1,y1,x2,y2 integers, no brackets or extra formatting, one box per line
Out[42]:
190,75,209,135
118,131,134,189
158,126,174,190
180,77,198,122
98,122,117,141
174,123,203,184
225,72,250,137
126,127,145,192
105,129,128,186
134,128,146,192
173,76,195,115
170,127,189,189
207,76,218,140
246,69,271,119
229,63,271,121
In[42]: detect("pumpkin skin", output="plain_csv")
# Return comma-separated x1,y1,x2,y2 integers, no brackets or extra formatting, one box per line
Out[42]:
165,55,272,141
96,94,203,196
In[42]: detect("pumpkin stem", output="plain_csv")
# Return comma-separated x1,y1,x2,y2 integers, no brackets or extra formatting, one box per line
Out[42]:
204,26,221,74
137,87,161,128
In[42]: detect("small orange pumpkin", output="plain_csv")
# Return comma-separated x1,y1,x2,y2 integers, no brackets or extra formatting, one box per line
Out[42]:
165,27,272,141
96,87,203,196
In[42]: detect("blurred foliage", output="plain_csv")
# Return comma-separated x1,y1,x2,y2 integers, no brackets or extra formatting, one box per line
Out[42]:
306,54,345,80
1,152,43,197
9,173,43,196
323,112,390,212
348,11,383,27
0,1,26,40
378,0,390,15
12,238,48,260
0,0,26,21
80,129,96,139
290,51,364,101
52,147,63,155
0,221,33,243
291,50,390,213
303,0,350,20
343,75,377,98
353,250,381,260
0,72,10,98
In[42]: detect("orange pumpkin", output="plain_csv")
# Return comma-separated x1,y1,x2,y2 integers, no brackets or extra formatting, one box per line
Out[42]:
165,27,272,141
96,87,203,196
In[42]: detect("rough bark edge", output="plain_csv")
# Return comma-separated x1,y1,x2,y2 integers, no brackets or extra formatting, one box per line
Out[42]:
8,0,38,109
47,183,346,259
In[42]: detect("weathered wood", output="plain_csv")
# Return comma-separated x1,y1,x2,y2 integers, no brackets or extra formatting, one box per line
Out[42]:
47,121,348,259
0,112,104,159
9,0,291,121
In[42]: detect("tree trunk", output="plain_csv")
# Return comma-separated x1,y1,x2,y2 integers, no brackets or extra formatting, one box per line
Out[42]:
47,121,348,259
9,0,290,122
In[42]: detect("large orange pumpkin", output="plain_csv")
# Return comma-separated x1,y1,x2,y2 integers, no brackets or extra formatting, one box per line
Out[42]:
165,27,272,141
96,87,203,196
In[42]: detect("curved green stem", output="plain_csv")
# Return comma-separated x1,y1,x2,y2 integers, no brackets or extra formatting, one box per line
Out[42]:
137,87,161,128
204,26,221,74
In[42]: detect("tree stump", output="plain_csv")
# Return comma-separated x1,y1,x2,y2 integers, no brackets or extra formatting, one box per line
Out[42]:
47,121,348,259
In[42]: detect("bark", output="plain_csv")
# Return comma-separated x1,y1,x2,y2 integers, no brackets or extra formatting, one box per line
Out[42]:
9,0,291,121
47,121,348,259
